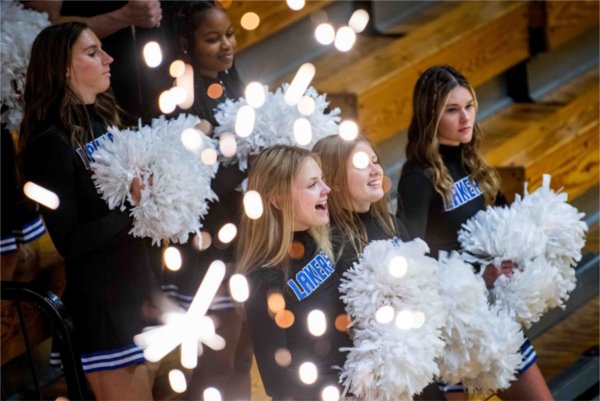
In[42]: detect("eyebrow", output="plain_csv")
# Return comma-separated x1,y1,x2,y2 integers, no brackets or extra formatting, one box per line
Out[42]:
83,44,99,51
445,100,474,107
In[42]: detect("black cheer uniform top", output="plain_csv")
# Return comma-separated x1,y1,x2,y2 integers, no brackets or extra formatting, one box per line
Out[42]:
396,144,486,258
21,105,160,354
332,211,409,275
245,231,352,401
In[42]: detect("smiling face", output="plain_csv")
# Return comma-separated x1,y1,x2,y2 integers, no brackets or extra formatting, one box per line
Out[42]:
437,85,476,146
291,157,330,231
68,28,113,104
345,141,384,212
192,7,236,78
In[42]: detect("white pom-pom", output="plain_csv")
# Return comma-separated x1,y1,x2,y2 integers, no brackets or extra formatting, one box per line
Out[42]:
1,1,51,132
213,84,340,170
339,239,445,401
437,253,522,392
91,114,217,245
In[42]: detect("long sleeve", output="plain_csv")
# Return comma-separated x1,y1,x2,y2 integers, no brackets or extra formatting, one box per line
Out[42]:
23,132,130,260
396,171,435,241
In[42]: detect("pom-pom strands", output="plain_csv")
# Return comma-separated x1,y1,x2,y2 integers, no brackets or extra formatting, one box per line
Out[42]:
436,253,522,392
458,174,587,328
339,239,445,401
0,1,51,132
213,84,340,170
91,114,217,245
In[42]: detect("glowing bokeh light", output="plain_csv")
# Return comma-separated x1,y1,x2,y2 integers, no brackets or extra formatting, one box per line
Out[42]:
207,83,224,100
218,223,237,244
268,292,286,315
23,181,59,210
169,60,186,78
412,311,426,329
229,274,249,302
334,314,351,332
334,26,356,52
200,231,212,251
289,240,305,260
240,12,260,30
168,369,187,393
395,309,414,331
180,128,205,153
176,63,194,109
243,190,264,220
293,118,312,145
275,310,295,329
388,256,408,278
235,105,256,138
164,247,182,271
322,385,341,401
307,309,327,336
159,90,176,114
315,23,335,45
219,133,237,158
349,9,370,33
352,150,369,169
274,348,292,367
286,0,305,11
297,96,316,116
203,387,222,401
245,82,266,108
299,362,318,384
285,63,316,106
201,148,218,165
170,87,187,105
143,41,162,67
338,120,358,141
375,305,395,324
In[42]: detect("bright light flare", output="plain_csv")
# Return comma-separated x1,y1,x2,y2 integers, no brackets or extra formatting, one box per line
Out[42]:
235,105,256,138
268,292,286,315
170,87,187,105
164,247,182,271
275,310,295,329
181,128,205,153
412,311,426,329
375,305,395,324
299,362,318,384
322,385,341,401
286,0,305,11
315,23,335,45
307,310,327,336
219,132,237,157
297,96,316,116
352,150,369,169
285,63,316,106
245,82,266,108
201,148,218,165
243,190,263,219
23,181,59,210
274,348,292,367
338,120,358,140
203,387,222,401
169,60,186,78
229,274,249,302
176,63,194,109
334,26,356,52
159,90,176,114
218,223,237,244
349,9,369,33
395,309,414,331
293,118,312,145
388,256,408,278
168,369,187,393
143,41,162,67
240,12,260,30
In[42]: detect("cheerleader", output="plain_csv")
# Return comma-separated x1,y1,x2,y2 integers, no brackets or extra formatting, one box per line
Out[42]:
312,134,409,274
19,23,160,400
162,2,252,399
239,145,352,400
396,65,553,400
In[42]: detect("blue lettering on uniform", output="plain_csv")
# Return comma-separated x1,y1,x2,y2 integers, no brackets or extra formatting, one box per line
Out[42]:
444,176,483,211
287,252,335,301
76,131,114,165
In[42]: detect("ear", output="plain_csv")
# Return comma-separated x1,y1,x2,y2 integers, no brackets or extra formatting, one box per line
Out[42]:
270,196,280,210
179,37,190,56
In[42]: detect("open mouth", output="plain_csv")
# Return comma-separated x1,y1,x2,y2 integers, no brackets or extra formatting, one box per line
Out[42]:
315,201,328,211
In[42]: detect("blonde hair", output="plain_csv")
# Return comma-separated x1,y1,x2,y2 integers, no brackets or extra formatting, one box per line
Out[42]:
406,65,500,204
313,135,396,259
237,145,331,278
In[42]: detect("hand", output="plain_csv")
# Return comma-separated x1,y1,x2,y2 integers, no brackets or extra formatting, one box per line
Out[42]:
129,174,153,206
121,0,162,28
482,260,516,289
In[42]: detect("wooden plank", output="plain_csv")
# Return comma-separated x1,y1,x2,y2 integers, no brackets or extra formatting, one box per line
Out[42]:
226,0,333,52
314,1,529,143
543,0,599,50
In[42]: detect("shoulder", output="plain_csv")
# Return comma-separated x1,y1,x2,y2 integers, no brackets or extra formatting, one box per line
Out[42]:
247,267,285,290
399,159,433,189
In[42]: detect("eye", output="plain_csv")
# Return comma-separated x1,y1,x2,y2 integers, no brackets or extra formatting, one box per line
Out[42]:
226,29,235,37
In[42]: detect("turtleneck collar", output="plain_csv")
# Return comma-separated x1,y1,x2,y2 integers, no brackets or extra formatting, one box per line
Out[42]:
439,144,462,162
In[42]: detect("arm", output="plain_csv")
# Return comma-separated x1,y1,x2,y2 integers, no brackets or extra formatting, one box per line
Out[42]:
396,172,435,241
245,272,315,399
23,1,161,39
23,134,130,260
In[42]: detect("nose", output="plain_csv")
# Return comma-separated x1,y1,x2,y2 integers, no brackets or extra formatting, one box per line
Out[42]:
321,181,331,195
221,36,233,50
101,49,113,65
460,108,470,122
